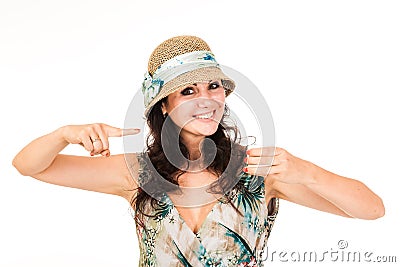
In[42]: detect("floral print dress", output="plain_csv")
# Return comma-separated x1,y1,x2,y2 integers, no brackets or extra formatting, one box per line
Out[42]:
132,153,279,267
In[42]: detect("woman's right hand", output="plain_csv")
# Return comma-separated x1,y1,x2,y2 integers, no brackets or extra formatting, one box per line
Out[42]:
13,123,142,200
61,123,140,157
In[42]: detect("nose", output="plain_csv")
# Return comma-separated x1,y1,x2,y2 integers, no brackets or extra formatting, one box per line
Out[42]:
196,88,214,108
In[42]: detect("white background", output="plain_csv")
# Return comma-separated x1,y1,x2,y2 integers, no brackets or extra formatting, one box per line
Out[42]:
1,0,399,266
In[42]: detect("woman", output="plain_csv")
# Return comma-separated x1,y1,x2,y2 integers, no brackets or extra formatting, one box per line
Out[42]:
13,36,384,266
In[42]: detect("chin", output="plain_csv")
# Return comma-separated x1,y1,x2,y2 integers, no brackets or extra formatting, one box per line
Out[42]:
203,128,219,137
187,121,219,137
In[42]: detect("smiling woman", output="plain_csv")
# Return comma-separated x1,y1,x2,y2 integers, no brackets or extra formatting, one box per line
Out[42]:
12,35,385,267
161,80,226,143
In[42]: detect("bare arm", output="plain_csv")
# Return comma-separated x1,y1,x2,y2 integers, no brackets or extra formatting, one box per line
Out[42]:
13,127,70,176
292,162,384,219
271,165,384,219
12,124,141,202
245,147,385,220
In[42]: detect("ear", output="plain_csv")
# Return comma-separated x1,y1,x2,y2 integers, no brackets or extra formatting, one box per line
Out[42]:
161,101,167,114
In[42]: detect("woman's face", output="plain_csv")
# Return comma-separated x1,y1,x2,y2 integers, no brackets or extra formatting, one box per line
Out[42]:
161,80,226,139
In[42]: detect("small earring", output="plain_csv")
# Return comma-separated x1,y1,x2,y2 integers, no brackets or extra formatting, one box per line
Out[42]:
163,112,167,118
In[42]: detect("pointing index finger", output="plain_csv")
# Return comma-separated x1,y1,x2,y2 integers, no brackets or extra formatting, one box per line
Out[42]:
122,128,141,136
106,127,140,137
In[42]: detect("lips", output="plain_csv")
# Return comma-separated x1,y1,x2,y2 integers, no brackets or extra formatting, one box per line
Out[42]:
193,110,215,119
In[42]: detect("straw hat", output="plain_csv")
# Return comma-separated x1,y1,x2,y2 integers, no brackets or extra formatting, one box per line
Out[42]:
142,35,235,116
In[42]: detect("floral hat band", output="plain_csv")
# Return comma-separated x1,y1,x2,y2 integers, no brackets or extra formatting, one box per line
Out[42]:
141,49,235,115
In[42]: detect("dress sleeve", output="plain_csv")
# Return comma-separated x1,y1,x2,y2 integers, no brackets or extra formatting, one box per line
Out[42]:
134,151,153,187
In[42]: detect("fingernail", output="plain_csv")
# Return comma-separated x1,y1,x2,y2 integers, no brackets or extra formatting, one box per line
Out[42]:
243,167,248,172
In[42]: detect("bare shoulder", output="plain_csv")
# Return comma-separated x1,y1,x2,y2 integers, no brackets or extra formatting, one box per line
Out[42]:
115,152,141,203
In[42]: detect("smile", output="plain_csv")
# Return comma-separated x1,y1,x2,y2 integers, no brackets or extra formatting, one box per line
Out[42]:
193,110,215,120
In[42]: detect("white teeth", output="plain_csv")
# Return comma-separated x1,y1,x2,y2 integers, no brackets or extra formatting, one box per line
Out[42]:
194,111,213,119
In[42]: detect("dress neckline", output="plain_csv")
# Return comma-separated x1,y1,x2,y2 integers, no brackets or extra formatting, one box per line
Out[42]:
165,193,224,236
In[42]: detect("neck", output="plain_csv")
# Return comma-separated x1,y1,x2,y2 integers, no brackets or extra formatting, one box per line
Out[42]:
180,134,205,160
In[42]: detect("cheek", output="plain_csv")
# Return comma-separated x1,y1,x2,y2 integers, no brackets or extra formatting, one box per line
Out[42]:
215,94,226,107
215,96,226,119
168,106,195,128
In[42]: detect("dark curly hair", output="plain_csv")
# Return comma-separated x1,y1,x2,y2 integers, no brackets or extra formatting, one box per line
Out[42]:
129,97,266,228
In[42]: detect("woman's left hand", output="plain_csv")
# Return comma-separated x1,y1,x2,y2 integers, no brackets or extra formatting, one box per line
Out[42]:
244,147,385,220
244,147,314,185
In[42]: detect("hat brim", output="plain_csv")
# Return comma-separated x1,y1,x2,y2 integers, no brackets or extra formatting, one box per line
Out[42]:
144,66,235,117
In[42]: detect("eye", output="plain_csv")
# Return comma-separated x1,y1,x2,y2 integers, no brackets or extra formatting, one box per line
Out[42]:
180,87,194,96
209,81,221,90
